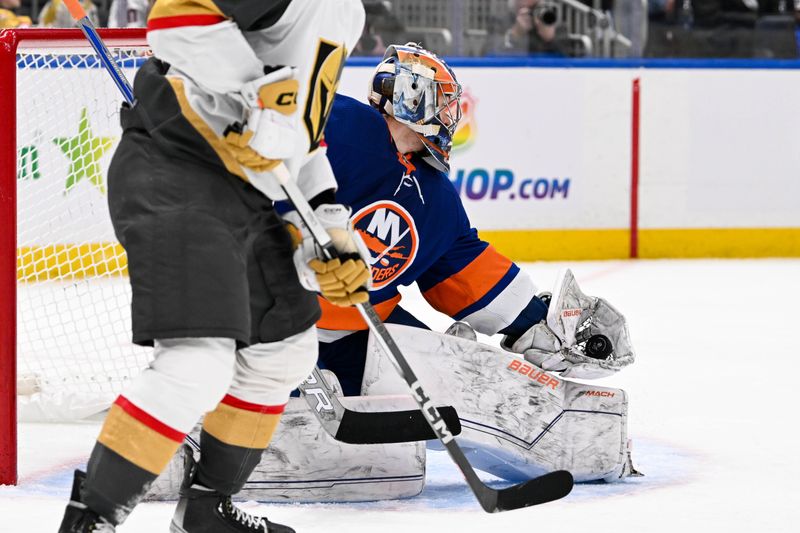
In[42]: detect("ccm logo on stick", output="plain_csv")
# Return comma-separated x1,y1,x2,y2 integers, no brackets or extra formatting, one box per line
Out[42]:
508,360,560,390
410,381,454,444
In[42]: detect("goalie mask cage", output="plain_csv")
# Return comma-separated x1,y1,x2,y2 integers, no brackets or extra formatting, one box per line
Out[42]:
0,29,150,485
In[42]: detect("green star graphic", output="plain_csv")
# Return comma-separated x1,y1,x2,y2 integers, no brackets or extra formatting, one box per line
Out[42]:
53,108,115,194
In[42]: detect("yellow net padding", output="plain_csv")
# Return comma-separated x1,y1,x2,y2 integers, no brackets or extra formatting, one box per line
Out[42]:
17,243,128,281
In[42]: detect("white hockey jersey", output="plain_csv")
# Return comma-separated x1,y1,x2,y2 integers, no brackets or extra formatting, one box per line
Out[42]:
144,0,365,200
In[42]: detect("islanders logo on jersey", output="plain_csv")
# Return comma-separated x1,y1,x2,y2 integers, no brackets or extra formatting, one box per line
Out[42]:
352,201,419,289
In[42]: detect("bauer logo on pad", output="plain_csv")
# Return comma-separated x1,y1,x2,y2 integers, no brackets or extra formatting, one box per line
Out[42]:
351,201,419,289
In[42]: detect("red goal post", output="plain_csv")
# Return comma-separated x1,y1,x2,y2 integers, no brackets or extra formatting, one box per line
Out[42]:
0,28,148,486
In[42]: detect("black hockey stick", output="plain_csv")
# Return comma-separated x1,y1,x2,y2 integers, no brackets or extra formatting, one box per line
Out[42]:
298,366,461,445
270,166,574,512
65,10,461,446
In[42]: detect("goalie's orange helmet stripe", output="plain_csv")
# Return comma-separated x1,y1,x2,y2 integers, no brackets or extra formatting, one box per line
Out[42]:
394,48,459,94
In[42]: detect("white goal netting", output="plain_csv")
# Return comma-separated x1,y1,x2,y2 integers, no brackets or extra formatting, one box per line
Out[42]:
15,44,151,421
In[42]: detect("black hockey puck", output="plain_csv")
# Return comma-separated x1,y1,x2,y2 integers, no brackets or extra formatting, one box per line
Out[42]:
584,334,613,360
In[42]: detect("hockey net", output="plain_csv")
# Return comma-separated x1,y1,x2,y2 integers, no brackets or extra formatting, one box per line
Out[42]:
1,29,151,484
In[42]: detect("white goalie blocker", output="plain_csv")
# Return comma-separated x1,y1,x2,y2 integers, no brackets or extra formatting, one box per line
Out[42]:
364,324,636,483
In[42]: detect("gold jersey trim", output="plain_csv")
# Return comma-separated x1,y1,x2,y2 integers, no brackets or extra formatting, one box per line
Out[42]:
166,76,249,182
148,0,224,22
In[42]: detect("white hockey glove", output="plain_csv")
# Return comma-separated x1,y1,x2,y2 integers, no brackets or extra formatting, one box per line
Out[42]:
285,205,372,307
224,66,300,173
502,269,635,379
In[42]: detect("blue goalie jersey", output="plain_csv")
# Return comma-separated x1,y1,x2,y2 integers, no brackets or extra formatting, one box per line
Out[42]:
317,94,537,336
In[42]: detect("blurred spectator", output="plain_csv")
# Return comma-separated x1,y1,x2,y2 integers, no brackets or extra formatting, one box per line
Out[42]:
38,0,99,27
107,0,152,28
490,0,562,55
728,0,759,13
650,0,677,20
579,0,614,9
673,0,761,27
354,19,388,55
796,0,800,55
353,0,404,56
0,0,32,27
648,0,799,56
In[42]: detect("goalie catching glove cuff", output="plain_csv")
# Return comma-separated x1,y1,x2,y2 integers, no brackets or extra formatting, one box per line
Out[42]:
501,269,636,379
224,66,300,173
285,205,372,307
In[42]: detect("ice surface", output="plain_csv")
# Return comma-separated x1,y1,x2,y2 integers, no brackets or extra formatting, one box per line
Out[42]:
2,259,799,532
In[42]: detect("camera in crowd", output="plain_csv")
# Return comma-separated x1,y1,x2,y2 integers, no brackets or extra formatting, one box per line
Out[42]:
532,0,559,26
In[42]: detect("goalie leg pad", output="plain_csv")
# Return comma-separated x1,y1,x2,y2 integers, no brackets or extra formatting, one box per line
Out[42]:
146,390,426,503
242,394,426,502
364,325,632,482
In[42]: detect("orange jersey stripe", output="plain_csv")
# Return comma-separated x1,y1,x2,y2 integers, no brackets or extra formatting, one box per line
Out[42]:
422,245,513,317
316,294,402,331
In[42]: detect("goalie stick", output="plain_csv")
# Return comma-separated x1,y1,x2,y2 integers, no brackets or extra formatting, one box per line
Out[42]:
61,0,461,446
269,164,574,512
297,366,461,444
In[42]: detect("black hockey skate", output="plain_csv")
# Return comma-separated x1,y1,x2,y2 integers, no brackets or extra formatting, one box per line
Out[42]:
170,446,294,533
58,470,116,532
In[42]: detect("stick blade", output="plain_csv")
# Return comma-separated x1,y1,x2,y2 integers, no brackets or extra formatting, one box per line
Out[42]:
491,470,574,512
335,406,462,444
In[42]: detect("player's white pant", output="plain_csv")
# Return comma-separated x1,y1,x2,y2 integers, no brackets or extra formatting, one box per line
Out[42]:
231,328,319,407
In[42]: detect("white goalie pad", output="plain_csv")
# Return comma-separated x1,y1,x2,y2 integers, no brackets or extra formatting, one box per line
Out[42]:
241,394,425,502
364,325,633,483
146,394,425,503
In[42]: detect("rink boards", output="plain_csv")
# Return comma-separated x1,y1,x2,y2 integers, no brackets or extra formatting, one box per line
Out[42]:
16,57,800,262
340,60,800,260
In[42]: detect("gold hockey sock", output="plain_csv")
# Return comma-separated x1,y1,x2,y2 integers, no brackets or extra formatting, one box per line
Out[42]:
196,394,285,494
82,395,185,524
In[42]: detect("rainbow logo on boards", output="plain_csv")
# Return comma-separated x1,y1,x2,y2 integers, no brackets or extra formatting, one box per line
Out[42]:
452,88,476,152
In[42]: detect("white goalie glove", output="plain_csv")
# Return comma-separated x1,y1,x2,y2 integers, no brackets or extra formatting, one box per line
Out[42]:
502,269,635,379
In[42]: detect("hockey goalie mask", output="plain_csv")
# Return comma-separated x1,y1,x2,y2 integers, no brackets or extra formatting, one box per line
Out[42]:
369,43,462,172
